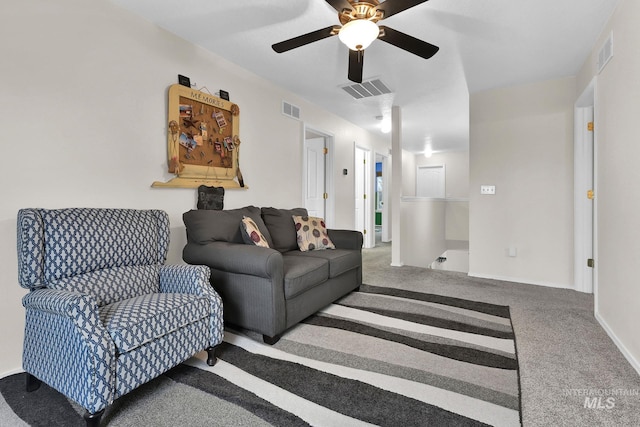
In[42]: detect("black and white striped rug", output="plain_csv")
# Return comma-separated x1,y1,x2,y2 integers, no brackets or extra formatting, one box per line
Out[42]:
0,285,521,426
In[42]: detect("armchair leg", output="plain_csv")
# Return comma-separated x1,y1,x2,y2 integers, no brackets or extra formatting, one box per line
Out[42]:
25,373,41,392
263,334,282,345
206,346,217,366
84,409,105,427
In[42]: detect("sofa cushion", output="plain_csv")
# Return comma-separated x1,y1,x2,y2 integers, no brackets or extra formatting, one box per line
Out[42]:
282,255,328,299
183,206,273,246
293,215,335,251
261,207,308,253
285,249,360,279
99,293,210,353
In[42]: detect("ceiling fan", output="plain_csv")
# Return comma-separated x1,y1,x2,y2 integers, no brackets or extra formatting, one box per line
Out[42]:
272,0,439,83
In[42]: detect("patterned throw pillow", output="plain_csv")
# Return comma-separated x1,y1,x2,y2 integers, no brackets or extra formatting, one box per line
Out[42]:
240,216,270,248
293,215,335,251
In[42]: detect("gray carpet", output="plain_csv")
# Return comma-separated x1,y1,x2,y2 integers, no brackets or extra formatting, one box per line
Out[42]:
1,243,638,426
363,243,640,426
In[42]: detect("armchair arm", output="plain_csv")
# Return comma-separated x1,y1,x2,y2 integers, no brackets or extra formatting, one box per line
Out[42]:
159,265,224,347
22,289,115,414
159,264,211,294
183,241,283,279
327,229,363,250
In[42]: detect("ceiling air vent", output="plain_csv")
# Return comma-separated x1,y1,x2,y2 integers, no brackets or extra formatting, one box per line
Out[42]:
341,79,392,100
282,101,301,120
597,31,613,74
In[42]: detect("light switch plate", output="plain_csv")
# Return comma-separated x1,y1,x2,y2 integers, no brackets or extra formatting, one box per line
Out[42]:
481,185,496,195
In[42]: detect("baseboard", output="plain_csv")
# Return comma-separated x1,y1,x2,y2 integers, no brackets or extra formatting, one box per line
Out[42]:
1,367,24,379
595,311,640,377
467,272,574,290
390,262,404,267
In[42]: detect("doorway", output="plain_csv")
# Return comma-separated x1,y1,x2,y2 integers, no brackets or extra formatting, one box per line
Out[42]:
303,127,334,225
375,153,391,244
574,79,596,294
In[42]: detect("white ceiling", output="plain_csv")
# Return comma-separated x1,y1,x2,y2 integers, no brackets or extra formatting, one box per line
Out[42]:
110,0,619,154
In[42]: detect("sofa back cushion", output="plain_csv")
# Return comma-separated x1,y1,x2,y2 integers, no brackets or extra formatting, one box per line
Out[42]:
183,206,273,246
261,207,308,253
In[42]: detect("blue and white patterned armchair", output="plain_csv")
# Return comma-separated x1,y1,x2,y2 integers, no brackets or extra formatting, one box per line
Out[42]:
16,208,224,426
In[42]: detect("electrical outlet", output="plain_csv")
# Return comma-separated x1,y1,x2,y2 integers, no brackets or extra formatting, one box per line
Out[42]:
481,185,496,195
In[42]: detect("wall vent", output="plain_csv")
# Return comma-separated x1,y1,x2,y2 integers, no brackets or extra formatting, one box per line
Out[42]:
282,101,301,120
341,79,392,99
597,31,613,74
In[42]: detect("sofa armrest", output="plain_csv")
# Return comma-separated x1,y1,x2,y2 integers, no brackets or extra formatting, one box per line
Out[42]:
327,229,363,250
183,241,283,279
22,289,115,413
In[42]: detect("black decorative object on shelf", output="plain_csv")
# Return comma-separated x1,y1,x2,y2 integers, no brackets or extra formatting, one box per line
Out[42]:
178,74,191,87
197,185,225,210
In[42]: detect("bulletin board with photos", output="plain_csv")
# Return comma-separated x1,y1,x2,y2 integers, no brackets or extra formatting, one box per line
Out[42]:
152,84,245,189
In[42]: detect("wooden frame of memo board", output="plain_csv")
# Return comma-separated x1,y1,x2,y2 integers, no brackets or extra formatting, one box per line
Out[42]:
152,84,246,189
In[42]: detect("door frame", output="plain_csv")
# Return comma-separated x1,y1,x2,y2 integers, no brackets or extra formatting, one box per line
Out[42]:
302,125,335,226
574,78,597,294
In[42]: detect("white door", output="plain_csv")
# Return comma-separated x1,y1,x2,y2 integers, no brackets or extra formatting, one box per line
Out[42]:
585,108,594,293
304,137,326,218
355,146,371,247
416,165,445,198
574,104,594,293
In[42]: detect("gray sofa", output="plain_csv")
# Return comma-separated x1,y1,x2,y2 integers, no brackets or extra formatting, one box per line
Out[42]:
182,206,363,344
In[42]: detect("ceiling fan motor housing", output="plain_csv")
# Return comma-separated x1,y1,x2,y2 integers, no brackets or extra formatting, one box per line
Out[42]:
339,1,384,25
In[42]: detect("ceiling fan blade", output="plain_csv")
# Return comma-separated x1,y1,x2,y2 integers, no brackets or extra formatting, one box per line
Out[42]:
348,49,364,83
374,0,430,20
272,26,339,53
378,26,439,60
325,0,353,13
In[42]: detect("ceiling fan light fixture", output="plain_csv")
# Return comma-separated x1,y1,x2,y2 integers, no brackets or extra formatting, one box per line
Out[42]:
338,19,379,51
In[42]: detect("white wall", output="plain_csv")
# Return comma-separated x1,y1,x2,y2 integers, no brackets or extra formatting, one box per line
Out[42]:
401,150,417,196
415,151,470,244
0,0,388,375
576,0,640,373
400,199,447,269
469,77,575,288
